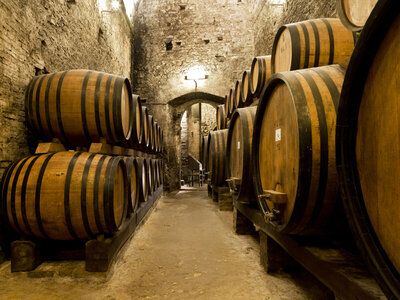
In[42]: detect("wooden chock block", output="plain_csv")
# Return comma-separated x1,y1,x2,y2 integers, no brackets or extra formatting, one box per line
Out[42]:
259,231,298,274
217,186,232,211
11,240,41,272
207,185,212,198
35,142,66,154
233,207,254,235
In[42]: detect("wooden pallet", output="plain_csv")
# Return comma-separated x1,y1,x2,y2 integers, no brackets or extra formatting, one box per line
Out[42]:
10,139,163,273
233,199,387,300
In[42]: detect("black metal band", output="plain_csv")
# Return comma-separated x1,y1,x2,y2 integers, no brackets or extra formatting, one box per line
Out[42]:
35,153,56,239
81,153,96,237
64,152,83,239
81,71,93,143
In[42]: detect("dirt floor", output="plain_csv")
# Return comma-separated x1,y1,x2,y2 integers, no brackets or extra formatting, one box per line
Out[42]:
0,188,326,299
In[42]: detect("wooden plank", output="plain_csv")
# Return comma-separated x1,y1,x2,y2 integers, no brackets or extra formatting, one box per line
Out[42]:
234,200,387,300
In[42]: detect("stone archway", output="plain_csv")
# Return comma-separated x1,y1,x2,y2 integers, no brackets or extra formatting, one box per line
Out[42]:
164,92,223,190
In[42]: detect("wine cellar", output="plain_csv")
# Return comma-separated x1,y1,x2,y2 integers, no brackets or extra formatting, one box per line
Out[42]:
0,0,398,299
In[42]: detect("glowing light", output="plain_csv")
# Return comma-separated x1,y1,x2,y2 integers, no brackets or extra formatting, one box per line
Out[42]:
123,0,135,19
270,0,285,6
97,0,107,11
112,0,120,10
184,66,208,81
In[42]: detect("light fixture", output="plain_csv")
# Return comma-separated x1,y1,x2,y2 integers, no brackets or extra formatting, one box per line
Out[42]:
184,66,208,89
270,0,285,6
112,0,120,10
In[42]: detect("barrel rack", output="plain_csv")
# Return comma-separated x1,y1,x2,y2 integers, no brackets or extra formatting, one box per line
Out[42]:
10,139,163,273
232,197,387,300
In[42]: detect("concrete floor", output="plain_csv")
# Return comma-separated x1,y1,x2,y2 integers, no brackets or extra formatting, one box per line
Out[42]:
0,189,317,299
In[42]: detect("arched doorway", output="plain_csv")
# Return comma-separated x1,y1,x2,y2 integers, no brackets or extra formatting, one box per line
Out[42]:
167,92,224,189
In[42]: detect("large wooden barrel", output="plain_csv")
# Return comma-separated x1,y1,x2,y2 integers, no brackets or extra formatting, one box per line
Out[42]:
252,64,345,235
336,1,400,297
216,105,227,130
241,70,253,106
233,80,242,110
157,159,164,185
271,19,356,73
160,128,164,153
148,115,155,153
153,159,160,189
146,158,154,195
1,152,128,240
121,157,139,214
25,70,133,147
228,88,235,118
250,56,272,98
226,107,257,203
140,107,150,151
136,158,149,202
336,0,378,31
207,129,228,186
128,94,143,149
224,95,229,120
201,135,209,178
154,123,160,153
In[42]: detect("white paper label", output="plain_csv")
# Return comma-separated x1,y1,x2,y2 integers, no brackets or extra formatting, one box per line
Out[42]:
237,141,240,149
275,128,281,142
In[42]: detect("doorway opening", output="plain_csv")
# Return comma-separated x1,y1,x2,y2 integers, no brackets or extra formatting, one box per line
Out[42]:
179,102,216,187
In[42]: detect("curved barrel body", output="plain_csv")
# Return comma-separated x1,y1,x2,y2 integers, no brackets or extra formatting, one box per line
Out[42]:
336,1,400,297
253,65,345,235
1,152,128,240
26,70,133,147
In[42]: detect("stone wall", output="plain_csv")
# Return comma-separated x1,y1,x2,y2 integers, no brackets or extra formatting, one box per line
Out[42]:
252,0,337,56
201,103,216,138
133,0,255,191
0,0,132,175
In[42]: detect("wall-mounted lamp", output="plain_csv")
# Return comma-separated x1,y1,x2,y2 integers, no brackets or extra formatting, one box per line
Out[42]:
184,66,208,89
270,0,285,6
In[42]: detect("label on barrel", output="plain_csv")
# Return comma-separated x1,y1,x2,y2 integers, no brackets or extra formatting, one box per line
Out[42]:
237,141,240,149
275,128,281,141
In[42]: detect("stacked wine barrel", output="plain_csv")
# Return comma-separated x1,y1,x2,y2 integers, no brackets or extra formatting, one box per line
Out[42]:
1,70,164,241
206,3,399,297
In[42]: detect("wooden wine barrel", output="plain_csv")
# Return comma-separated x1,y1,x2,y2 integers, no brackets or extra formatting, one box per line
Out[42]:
158,160,164,185
121,156,139,214
336,0,378,31
207,129,229,186
160,128,164,153
25,70,133,147
146,158,155,195
216,105,227,130
154,123,159,153
226,107,257,203
1,152,128,240
252,64,345,235
271,19,356,73
136,157,149,202
148,115,155,153
201,135,209,178
228,88,234,118
250,56,272,98
234,80,242,110
128,94,143,149
153,159,160,188
241,70,253,106
224,95,229,119
140,107,150,151
336,1,400,297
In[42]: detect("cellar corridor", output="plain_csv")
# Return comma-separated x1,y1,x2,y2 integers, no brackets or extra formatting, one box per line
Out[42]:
0,189,320,299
